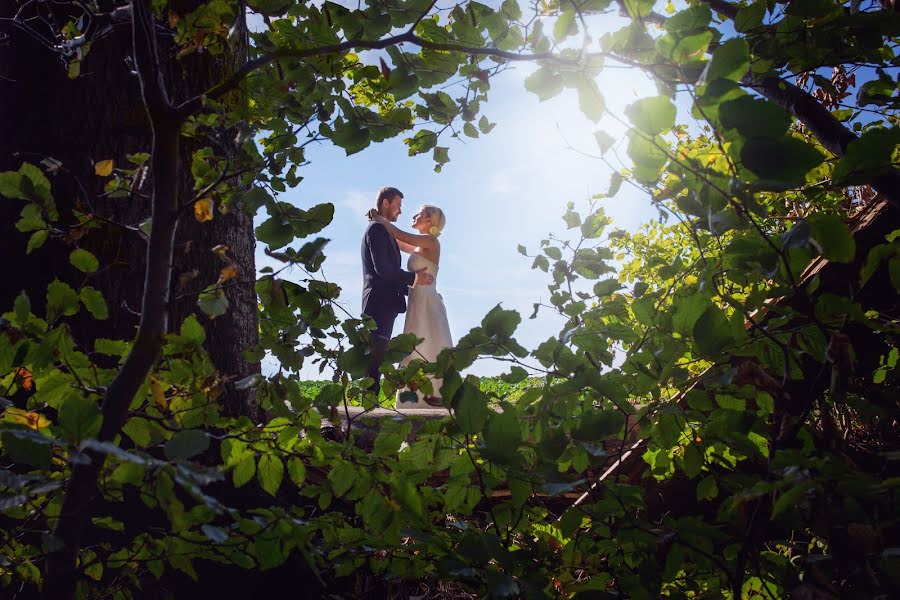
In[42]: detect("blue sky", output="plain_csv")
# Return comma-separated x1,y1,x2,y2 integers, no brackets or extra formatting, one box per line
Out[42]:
256,43,660,378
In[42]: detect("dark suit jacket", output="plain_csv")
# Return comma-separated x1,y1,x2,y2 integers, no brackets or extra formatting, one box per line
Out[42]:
361,221,415,317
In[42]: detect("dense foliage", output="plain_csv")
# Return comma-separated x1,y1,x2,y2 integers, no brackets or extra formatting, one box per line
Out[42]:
1,0,899,598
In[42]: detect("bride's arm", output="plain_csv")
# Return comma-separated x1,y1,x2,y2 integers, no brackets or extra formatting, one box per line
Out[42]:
397,240,417,254
370,213,438,250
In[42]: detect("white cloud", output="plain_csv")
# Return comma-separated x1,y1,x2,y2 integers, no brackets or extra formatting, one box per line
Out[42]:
338,190,373,225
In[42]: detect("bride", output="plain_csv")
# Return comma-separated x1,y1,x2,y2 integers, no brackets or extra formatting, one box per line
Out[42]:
367,204,453,408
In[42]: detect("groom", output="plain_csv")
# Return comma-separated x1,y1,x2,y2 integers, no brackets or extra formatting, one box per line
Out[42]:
361,186,433,393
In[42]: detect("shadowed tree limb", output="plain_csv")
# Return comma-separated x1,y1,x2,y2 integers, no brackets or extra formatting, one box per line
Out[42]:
175,30,626,119
43,1,184,596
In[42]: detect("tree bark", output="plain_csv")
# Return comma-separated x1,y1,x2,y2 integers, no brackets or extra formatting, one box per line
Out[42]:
0,1,261,419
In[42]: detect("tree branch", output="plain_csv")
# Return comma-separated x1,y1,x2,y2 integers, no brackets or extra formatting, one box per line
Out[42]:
43,1,183,596
175,30,604,120
696,0,900,207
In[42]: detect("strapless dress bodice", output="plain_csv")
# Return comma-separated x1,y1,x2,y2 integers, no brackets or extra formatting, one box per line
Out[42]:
407,253,438,282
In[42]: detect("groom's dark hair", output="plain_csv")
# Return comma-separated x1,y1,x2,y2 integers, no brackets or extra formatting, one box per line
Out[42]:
376,186,403,210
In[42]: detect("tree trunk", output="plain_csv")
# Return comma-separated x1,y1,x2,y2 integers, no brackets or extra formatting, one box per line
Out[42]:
0,0,262,421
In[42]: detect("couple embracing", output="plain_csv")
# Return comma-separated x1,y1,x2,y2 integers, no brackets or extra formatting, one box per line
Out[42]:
360,186,452,409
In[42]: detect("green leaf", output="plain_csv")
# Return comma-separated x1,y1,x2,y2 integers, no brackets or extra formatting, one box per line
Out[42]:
329,122,371,155
337,345,370,379
46,279,80,321
682,443,703,478
889,257,900,292
622,0,656,18
256,216,294,249
233,456,256,487
288,457,306,487
95,338,128,357
553,9,576,42
1,431,51,469
772,480,814,518
0,170,28,200
741,137,825,183
809,213,855,263
786,0,842,17
700,38,749,84
673,292,710,335
257,453,284,497
180,314,206,344
500,366,528,384
122,418,151,448
328,460,356,497
406,129,439,155
627,131,668,183
593,279,622,296
486,571,520,597
656,30,714,65
433,146,450,171
719,96,791,138
626,96,676,135
594,130,615,154
197,285,229,319
26,230,48,254
14,291,30,325
358,489,392,532
693,306,732,356
576,78,605,122
734,2,765,33
374,420,411,456
58,396,102,442
665,5,712,34
524,67,563,101
573,409,625,440
697,475,718,500
832,127,900,185
18,162,52,204
484,408,521,462
453,382,491,434
478,115,496,134
391,478,425,521
80,286,108,320
164,430,210,461
69,249,99,274
482,304,521,339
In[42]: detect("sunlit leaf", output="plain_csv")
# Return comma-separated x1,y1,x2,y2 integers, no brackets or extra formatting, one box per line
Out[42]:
94,159,113,177
70,249,99,274
193,198,214,223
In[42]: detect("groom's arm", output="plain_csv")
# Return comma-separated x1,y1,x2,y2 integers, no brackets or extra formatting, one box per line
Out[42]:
367,224,415,293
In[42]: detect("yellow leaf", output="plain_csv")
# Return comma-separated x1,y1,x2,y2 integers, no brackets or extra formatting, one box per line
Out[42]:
149,376,168,411
665,0,675,14
218,265,238,284
211,244,230,260
4,407,51,430
194,198,214,223
94,160,114,177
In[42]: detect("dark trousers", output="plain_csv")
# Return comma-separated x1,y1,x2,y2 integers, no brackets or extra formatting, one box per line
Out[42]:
363,306,397,395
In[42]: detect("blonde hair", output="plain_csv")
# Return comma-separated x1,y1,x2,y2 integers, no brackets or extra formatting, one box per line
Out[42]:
421,204,446,237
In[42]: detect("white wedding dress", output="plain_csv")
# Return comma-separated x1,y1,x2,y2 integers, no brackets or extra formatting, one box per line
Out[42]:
396,252,453,409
